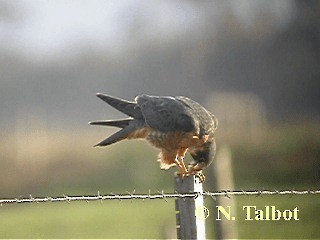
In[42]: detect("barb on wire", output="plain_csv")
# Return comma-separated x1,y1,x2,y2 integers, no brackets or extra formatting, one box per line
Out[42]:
0,189,319,205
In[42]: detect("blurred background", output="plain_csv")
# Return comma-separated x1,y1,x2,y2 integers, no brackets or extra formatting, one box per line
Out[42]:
0,0,319,238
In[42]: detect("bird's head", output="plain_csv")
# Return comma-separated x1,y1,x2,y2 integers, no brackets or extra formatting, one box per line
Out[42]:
189,141,216,172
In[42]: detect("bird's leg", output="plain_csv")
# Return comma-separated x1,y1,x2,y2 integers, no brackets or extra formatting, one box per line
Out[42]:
175,148,188,177
174,158,188,176
175,158,188,175
188,165,199,175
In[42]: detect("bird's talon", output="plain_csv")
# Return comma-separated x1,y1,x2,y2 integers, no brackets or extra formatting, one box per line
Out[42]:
175,171,188,179
195,172,205,183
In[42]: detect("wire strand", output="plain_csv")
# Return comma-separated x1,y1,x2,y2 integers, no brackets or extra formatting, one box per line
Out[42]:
1,189,319,205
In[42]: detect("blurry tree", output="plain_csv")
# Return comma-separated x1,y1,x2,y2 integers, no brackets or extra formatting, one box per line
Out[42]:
0,0,18,22
203,0,320,121
0,0,319,127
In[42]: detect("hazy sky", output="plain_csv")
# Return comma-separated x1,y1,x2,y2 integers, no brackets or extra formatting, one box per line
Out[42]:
1,0,292,62
1,0,204,60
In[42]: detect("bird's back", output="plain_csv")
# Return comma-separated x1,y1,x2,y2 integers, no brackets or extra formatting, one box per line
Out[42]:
175,96,217,138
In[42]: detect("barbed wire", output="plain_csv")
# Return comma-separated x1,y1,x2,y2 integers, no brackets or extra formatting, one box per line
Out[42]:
0,189,319,205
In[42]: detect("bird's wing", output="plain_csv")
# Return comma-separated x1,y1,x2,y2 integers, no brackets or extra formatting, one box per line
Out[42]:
136,95,198,133
176,96,217,136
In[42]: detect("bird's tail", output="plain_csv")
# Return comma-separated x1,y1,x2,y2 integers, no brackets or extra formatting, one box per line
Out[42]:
93,126,134,147
96,93,143,119
90,93,145,147
89,118,132,128
90,118,145,147
88,118,133,146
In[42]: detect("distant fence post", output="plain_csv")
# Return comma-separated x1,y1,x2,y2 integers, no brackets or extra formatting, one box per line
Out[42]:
174,174,206,240
211,145,238,239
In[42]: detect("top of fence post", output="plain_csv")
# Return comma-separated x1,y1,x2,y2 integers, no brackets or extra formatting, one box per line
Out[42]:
174,174,205,240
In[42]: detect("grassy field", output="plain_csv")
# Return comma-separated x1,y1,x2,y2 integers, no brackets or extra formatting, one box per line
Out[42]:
1,122,319,238
0,200,175,239
1,194,319,239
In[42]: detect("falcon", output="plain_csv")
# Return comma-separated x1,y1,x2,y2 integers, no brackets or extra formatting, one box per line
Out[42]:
89,93,218,180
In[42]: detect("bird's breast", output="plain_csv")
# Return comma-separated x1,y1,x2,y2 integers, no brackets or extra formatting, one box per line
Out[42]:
146,130,209,150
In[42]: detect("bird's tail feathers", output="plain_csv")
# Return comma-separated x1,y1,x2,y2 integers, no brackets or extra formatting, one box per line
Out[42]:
94,125,135,147
96,93,143,119
89,118,133,128
93,120,145,147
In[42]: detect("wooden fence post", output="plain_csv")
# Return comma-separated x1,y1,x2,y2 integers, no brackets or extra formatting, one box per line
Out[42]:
174,174,206,239
211,145,238,239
